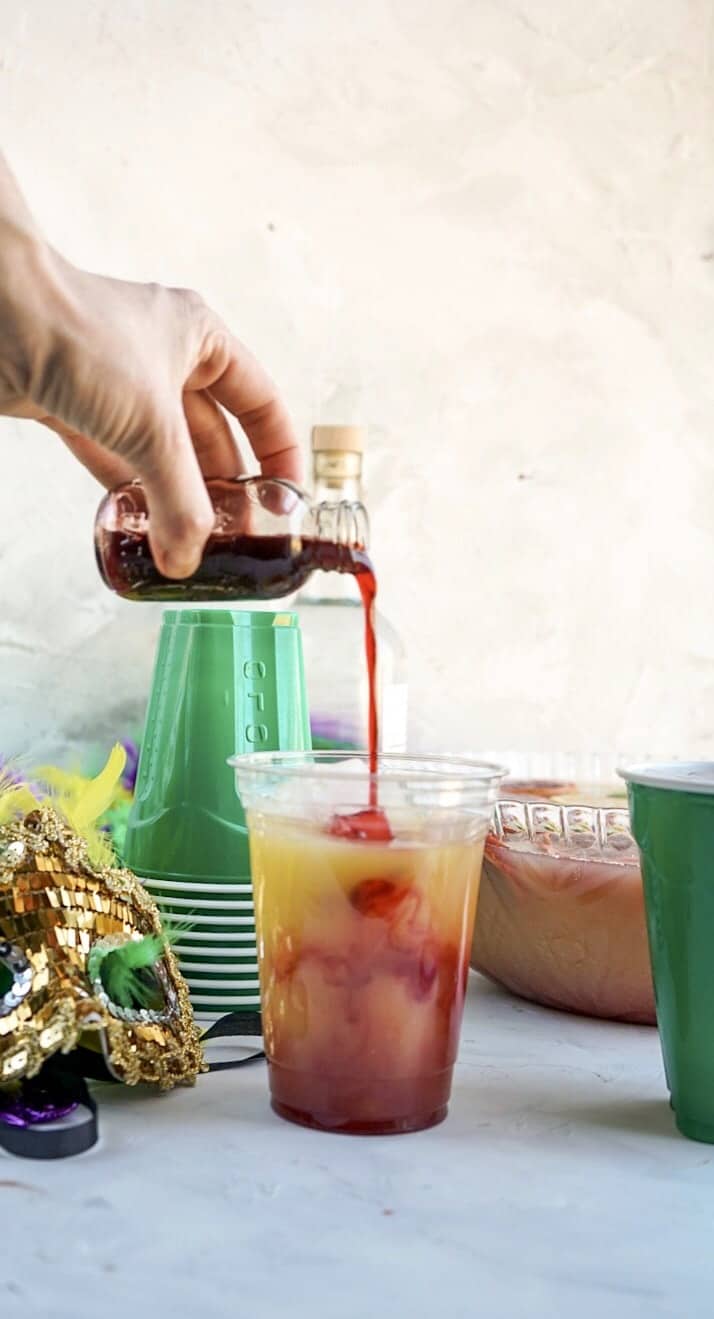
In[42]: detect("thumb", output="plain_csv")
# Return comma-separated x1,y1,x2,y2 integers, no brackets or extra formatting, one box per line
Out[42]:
137,415,214,579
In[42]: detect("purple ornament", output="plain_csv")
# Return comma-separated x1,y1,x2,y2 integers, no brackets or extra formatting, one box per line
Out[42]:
0,1091,78,1128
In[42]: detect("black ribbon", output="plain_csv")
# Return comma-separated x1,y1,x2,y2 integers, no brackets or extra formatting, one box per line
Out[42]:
0,1010,264,1159
201,1009,265,1071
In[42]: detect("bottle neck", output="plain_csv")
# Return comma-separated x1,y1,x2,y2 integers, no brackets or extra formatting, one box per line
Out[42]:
300,450,364,603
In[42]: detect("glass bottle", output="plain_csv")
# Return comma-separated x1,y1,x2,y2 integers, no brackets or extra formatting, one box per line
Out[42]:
94,475,369,602
296,426,408,753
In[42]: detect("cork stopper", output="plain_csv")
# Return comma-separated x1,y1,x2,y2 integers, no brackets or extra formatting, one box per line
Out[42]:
311,425,365,454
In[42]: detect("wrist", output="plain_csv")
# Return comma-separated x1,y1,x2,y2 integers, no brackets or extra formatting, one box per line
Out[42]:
0,215,51,289
0,228,75,410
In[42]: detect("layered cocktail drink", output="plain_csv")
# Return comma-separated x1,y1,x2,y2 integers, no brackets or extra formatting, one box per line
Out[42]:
230,752,504,1134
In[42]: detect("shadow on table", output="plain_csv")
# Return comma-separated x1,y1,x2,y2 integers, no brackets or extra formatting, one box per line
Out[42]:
452,977,677,1141
444,1080,676,1143
89,1052,273,1129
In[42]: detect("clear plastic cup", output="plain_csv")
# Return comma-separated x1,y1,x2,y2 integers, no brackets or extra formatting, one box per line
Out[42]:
229,751,505,1134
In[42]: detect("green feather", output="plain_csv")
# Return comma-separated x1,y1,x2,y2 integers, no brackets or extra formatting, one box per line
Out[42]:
88,919,192,1012
99,935,166,1011
157,915,193,943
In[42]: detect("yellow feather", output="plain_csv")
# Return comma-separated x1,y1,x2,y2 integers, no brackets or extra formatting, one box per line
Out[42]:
0,747,127,868
84,829,115,870
0,779,42,826
65,743,127,832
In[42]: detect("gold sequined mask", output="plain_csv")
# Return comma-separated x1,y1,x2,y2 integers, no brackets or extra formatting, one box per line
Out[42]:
0,804,203,1090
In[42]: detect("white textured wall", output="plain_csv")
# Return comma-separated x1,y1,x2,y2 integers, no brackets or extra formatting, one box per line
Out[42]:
1,0,713,765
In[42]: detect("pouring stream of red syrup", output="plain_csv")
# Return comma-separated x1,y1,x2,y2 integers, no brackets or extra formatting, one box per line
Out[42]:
352,564,378,777
326,551,391,838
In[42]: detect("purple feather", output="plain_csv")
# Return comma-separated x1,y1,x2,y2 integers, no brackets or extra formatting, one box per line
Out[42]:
120,739,140,792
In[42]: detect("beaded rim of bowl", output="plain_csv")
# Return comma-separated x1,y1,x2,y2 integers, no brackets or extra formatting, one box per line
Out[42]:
491,799,637,860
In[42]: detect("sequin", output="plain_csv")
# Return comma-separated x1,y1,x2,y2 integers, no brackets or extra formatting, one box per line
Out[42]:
0,840,26,869
0,806,203,1089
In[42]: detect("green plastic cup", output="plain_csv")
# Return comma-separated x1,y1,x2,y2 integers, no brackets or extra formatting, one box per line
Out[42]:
123,608,310,1014
620,762,714,1142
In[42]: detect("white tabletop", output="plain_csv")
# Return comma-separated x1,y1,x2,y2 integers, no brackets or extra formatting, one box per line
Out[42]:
3,975,710,1319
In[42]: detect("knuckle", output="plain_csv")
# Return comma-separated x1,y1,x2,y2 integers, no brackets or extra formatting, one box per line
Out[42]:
173,286,207,317
143,281,172,315
169,504,214,544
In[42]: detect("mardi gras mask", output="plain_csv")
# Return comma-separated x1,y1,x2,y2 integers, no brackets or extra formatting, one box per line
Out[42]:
0,804,203,1087
0,747,207,1156
0,747,265,1159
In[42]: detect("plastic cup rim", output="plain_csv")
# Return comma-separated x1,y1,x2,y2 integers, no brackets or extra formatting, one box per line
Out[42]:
172,932,256,944
175,951,255,959
142,879,253,894
184,968,258,974
185,978,261,990
163,915,255,926
152,896,254,911
190,994,260,1006
618,762,714,795
228,749,507,789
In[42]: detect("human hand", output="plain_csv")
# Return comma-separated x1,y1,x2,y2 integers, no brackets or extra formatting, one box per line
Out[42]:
0,167,301,577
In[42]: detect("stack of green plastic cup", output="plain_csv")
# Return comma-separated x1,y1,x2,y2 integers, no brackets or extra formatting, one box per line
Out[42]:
123,608,310,1019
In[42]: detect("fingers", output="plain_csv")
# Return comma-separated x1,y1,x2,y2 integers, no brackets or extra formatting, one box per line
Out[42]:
194,333,303,486
49,411,214,579
182,388,246,479
38,279,302,586
136,414,214,579
44,389,245,491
